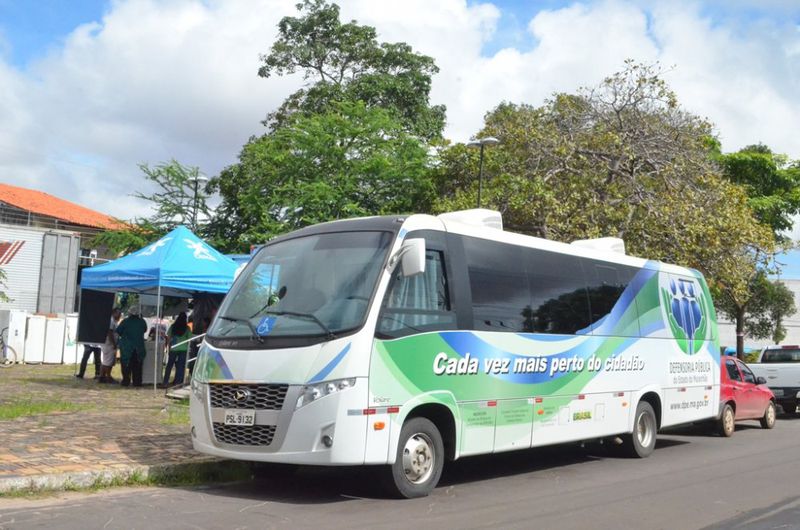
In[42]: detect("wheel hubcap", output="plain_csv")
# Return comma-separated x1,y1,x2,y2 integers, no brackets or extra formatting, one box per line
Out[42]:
403,432,435,484
636,411,654,447
724,410,734,432
767,405,775,425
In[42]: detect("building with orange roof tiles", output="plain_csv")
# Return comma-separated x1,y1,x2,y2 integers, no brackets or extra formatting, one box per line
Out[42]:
0,183,123,315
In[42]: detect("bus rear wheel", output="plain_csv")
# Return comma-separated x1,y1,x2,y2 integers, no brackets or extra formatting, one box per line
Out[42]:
623,401,657,458
387,417,444,498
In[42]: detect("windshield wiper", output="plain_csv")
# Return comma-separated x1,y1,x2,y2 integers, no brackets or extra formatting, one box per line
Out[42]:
218,315,264,344
257,310,337,340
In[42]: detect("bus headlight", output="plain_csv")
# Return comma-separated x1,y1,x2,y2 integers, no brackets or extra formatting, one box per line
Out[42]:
296,378,357,409
191,378,205,400
192,342,210,384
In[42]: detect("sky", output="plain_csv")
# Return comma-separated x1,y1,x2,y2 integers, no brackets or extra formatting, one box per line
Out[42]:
1,0,799,235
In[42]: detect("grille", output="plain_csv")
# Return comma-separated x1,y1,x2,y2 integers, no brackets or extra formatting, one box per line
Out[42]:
209,383,288,410
213,423,277,446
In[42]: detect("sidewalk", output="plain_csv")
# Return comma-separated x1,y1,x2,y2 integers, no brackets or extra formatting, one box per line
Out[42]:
0,363,238,495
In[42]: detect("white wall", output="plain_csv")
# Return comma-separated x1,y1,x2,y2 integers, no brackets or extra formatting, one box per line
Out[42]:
0,224,44,312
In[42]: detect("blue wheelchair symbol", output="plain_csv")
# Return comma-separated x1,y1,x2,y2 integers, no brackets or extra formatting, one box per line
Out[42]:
256,316,277,336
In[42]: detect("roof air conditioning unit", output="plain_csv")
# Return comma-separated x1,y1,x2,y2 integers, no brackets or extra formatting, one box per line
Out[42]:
570,237,626,255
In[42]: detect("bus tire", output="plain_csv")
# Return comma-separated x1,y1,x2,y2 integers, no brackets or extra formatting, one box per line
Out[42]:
387,417,444,498
760,401,776,429
718,404,735,437
623,401,657,458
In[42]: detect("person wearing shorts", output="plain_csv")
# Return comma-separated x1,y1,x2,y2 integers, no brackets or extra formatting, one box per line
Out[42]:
99,308,121,384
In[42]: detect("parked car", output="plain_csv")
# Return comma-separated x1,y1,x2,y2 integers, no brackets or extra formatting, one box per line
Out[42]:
717,357,776,437
749,345,800,415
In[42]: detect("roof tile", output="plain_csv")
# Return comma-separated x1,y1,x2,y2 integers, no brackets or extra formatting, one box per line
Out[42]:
0,183,124,230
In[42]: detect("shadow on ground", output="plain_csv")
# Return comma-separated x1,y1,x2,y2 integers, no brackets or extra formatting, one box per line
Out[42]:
193,437,690,505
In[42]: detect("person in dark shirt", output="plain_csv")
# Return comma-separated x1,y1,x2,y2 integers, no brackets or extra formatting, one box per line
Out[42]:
116,307,148,387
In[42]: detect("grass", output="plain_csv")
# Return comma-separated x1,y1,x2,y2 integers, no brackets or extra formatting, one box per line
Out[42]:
0,399,85,420
0,461,254,498
158,403,190,426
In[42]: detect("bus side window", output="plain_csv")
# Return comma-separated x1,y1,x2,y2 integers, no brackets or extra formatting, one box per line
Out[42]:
377,250,456,339
525,249,592,334
464,237,530,332
584,261,640,336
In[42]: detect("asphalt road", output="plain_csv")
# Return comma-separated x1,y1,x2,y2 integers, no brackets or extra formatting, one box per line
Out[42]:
2,416,800,530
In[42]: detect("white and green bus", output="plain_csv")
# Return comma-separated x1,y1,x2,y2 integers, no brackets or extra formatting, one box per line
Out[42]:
190,209,720,498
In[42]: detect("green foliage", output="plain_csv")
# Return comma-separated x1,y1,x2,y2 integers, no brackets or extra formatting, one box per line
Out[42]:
208,101,434,251
134,160,210,233
719,145,800,242
259,0,445,141
91,220,161,256
717,273,797,344
91,160,210,255
433,61,777,348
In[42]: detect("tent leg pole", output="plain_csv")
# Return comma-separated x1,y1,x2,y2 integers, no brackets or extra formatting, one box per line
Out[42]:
155,286,161,392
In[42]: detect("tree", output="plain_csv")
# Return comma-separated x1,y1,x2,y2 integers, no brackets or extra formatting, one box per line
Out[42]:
92,160,211,254
437,62,724,240
716,272,797,346
258,0,445,141
207,101,434,251
719,144,800,243
433,61,777,357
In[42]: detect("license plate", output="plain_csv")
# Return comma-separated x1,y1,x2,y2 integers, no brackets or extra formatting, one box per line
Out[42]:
772,389,784,397
224,409,255,426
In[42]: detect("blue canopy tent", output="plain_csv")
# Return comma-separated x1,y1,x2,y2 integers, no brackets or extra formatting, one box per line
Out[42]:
81,226,240,388
81,226,238,296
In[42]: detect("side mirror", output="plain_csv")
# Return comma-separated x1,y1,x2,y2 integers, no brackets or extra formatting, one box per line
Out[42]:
386,238,426,277
756,376,767,385
386,238,427,277
401,238,426,277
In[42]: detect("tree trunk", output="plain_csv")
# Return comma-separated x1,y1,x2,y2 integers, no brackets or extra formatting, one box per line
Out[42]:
736,306,746,360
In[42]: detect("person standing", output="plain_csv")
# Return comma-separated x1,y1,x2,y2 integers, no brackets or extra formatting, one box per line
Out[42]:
162,312,191,387
98,308,122,384
76,343,101,379
116,307,148,387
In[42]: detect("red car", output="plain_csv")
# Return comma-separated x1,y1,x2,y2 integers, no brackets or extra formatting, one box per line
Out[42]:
717,356,776,437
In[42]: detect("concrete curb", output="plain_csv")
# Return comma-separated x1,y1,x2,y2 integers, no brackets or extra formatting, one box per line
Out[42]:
0,459,250,496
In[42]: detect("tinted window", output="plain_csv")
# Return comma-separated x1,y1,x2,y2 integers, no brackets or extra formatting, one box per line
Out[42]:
525,248,592,334
377,250,456,338
762,348,800,363
584,260,640,335
464,237,530,331
739,361,756,384
725,359,741,381
210,231,392,344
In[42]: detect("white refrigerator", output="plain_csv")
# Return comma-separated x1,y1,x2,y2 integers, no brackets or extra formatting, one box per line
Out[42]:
43,316,66,364
23,314,46,363
0,309,27,363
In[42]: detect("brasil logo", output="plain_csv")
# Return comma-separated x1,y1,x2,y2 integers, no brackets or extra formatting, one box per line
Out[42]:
661,278,706,355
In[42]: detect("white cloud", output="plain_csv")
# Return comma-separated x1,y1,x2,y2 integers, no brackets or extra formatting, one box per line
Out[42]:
0,0,799,224
2,0,298,219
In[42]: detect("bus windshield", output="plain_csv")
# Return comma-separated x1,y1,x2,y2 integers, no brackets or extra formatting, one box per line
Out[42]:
209,231,394,344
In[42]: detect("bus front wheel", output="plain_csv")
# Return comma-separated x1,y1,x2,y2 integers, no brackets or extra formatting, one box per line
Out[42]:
387,417,444,498
623,401,657,458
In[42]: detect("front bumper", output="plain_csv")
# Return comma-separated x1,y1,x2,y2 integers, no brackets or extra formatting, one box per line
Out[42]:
189,379,368,465
770,388,800,413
